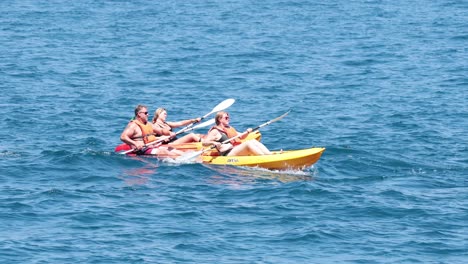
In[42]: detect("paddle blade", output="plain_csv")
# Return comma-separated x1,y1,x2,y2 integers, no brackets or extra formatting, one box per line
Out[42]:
120,149,135,155
192,118,215,130
270,109,289,123
207,98,235,116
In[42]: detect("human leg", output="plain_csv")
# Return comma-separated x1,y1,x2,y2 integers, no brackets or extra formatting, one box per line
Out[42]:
227,143,251,156
170,133,202,144
227,140,271,156
149,146,184,159
249,140,271,155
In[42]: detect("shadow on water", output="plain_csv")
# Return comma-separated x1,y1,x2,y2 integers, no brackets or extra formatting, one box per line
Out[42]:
114,155,161,187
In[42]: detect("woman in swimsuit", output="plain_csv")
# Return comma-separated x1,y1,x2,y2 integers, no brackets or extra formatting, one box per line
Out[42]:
203,111,271,156
152,108,203,144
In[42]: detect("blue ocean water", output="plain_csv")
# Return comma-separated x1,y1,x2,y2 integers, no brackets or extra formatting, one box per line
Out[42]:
1,0,467,263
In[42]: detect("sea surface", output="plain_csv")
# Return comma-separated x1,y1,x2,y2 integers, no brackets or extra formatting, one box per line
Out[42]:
1,0,467,263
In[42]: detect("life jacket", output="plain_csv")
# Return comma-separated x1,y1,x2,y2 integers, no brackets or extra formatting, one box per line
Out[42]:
132,120,157,144
209,126,242,146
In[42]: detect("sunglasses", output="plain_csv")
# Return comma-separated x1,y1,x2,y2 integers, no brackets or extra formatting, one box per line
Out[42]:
139,111,149,115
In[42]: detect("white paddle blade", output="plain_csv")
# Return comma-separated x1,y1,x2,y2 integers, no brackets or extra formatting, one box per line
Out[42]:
193,118,215,130
208,98,235,116
178,99,235,134
177,118,214,134
120,149,136,155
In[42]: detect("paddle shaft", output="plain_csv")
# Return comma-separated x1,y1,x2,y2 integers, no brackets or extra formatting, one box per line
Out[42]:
177,110,290,161
120,118,214,155
120,99,234,155
120,137,167,155
178,98,235,133
214,109,291,147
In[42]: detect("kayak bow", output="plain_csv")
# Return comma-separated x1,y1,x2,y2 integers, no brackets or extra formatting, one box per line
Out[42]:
201,147,325,170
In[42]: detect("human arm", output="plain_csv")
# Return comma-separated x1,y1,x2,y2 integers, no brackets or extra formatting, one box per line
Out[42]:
120,123,145,150
238,128,253,139
151,122,176,142
203,129,232,152
151,123,176,138
166,117,201,128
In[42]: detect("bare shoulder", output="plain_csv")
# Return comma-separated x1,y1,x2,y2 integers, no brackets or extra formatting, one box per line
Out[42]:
123,121,137,132
206,128,221,140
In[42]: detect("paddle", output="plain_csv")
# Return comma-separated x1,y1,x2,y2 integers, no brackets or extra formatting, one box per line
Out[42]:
176,98,235,134
120,99,234,155
176,109,291,162
129,98,235,140
120,118,215,155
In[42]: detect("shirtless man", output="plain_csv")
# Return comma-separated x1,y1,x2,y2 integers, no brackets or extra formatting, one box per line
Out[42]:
120,104,182,158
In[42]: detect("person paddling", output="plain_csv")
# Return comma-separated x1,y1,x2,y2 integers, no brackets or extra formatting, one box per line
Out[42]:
119,105,182,157
152,107,203,144
203,111,271,156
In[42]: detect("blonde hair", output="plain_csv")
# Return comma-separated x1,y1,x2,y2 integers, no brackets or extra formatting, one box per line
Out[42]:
152,108,166,123
215,111,229,125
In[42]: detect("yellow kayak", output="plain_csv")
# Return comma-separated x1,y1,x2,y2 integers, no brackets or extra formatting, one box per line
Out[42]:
201,147,325,170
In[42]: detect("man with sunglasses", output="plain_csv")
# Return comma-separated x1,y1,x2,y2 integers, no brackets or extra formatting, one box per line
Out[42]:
119,104,178,156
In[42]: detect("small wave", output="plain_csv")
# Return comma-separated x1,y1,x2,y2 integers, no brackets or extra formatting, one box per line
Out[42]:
451,34,468,41
202,164,315,183
0,150,22,157
342,58,384,66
